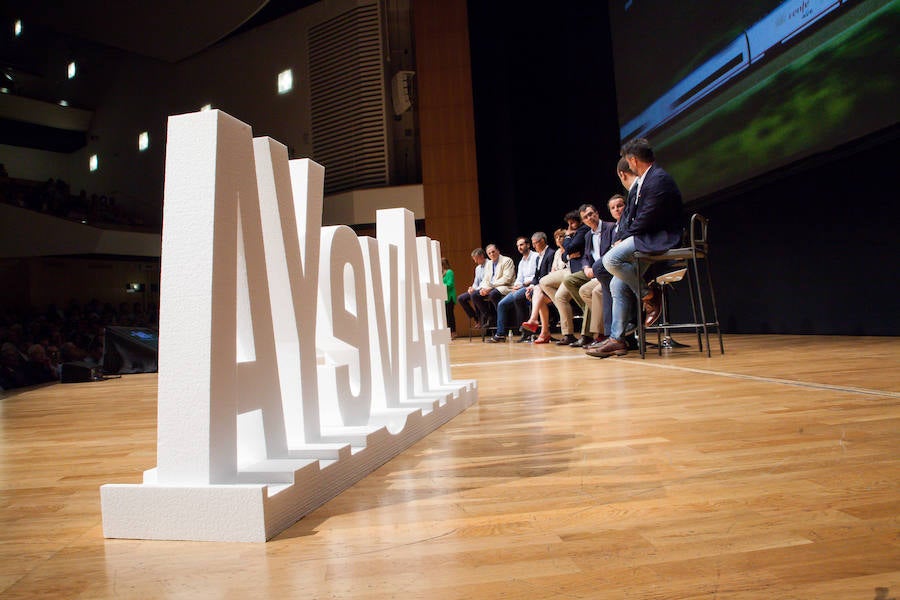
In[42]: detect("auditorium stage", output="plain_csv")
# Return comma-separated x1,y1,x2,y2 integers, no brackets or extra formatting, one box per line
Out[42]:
1,335,898,598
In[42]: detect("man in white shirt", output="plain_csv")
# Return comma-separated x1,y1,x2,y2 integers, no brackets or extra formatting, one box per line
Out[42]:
486,236,539,342
472,243,516,327
457,248,488,326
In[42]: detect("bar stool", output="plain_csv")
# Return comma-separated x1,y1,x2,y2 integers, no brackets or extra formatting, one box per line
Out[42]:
633,213,724,358
648,266,690,351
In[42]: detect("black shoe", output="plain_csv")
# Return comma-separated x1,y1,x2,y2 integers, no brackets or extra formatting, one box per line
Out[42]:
485,335,506,344
556,334,577,346
571,336,595,348
516,333,533,343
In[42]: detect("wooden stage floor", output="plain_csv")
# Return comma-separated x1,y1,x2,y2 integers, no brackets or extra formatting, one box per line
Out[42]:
1,335,898,599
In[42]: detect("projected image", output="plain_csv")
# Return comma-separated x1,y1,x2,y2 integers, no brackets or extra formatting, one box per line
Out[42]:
609,0,900,201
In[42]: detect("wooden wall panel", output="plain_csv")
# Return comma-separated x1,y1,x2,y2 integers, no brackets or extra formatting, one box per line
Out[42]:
413,0,482,335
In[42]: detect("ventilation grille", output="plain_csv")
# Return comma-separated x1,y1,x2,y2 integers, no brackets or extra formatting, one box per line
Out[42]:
308,3,388,194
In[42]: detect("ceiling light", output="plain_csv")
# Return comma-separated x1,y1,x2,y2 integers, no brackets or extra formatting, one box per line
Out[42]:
278,69,293,94
67,62,77,79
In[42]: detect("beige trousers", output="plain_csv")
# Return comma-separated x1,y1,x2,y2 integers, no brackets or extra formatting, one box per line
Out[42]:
540,269,573,335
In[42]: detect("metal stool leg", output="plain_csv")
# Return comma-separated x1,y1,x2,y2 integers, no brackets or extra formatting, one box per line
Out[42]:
657,283,689,351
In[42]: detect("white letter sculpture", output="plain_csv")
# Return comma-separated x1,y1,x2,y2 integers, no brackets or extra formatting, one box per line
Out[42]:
100,110,477,542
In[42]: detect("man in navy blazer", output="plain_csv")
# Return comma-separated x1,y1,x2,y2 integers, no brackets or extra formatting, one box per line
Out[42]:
519,231,557,341
562,203,609,348
591,138,683,358
549,213,590,346
585,194,626,343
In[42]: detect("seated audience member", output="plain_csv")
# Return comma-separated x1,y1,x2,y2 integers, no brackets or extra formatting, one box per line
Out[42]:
487,237,538,342
587,157,640,347
46,345,62,379
546,211,589,346
589,138,684,358
563,203,614,348
583,193,627,349
521,228,568,343
457,248,488,327
22,344,58,385
0,343,27,390
441,257,457,338
471,243,516,327
59,341,87,363
83,337,104,368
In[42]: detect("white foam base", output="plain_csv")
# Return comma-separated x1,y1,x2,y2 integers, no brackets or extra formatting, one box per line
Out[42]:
100,380,476,542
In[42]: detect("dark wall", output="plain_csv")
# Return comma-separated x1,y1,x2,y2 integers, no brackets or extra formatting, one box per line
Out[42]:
467,1,622,256
699,128,900,335
468,2,900,336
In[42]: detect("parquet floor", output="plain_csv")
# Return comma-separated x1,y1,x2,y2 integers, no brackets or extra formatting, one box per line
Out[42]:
1,335,898,599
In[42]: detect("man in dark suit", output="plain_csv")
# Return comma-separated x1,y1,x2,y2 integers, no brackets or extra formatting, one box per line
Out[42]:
549,212,590,346
583,193,627,346
590,138,683,358
519,231,557,341
562,203,609,348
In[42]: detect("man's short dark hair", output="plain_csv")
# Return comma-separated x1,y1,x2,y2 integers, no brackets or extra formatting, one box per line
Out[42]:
616,157,634,174
564,210,580,222
621,138,655,163
608,194,625,207
516,236,530,245
471,247,485,258
578,203,597,215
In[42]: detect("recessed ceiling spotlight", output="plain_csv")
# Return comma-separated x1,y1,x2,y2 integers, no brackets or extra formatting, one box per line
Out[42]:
67,62,77,79
14,20,22,37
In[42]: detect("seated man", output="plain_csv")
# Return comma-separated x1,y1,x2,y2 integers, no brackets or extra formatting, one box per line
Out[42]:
582,161,638,348
457,248,488,327
562,203,614,348
487,236,539,342
581,193,626,349
493,232,555,343
589,138,684,358
471,243,515,327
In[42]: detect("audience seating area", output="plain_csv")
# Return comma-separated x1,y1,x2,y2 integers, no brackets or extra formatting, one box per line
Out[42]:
0,300,158,391
0,164,149,230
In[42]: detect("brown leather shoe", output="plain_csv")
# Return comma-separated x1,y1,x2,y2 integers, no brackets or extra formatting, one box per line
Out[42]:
642,283,662,327
585,337,628,358
586,336,608,349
